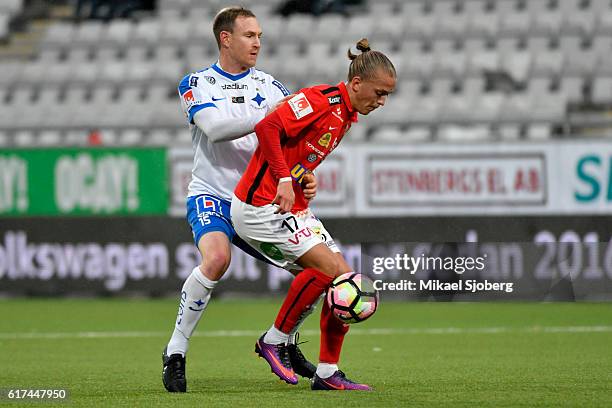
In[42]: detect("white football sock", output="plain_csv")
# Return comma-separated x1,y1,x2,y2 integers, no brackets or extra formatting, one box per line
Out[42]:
166,266,217,356
316,363,339,379
263,325,289,345
287,294,323,344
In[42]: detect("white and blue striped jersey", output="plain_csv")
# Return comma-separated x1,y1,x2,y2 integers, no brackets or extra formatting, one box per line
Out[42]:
178,62,290,200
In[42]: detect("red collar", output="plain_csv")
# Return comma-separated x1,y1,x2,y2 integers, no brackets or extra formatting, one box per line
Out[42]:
338,82,358,122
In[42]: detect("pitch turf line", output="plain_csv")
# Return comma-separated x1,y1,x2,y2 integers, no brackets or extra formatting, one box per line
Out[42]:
1,325,611,340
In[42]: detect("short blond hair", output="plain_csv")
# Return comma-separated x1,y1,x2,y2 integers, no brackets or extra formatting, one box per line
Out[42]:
213,6,256,49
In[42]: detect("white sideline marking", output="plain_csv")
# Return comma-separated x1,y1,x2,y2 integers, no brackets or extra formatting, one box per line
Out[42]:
0,326,611,340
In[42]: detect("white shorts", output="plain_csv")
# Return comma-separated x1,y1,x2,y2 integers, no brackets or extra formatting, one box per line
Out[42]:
231,194,340,270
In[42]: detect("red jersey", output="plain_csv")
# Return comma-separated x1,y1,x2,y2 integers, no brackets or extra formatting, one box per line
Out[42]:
235,82,358,211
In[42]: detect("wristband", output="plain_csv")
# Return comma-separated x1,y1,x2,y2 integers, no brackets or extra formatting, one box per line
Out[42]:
278,177,292,184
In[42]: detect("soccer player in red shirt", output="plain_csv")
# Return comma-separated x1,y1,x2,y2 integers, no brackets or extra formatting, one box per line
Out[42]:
232,39,396,390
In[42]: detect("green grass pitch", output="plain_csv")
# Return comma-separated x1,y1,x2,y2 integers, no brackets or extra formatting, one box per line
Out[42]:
0,299,610,407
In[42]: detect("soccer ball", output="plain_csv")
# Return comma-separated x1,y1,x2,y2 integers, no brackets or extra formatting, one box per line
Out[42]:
327,273,379,324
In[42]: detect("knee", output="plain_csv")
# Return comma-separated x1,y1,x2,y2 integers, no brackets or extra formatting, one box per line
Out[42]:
320,256,341,278
201,250,230,280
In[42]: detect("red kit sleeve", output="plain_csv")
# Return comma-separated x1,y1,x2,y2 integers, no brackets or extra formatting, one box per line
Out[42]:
254,110,290,180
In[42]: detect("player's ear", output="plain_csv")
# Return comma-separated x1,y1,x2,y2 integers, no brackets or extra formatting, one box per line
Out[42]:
349,76,362,93
219,30,231,48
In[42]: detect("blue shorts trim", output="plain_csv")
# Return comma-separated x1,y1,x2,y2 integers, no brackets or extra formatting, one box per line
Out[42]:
186,194,274,265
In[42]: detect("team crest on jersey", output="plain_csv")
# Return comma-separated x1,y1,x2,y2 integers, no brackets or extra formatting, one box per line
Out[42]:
288,93,313,119
317,132,332,148
204,76,216,84
307,153,317,163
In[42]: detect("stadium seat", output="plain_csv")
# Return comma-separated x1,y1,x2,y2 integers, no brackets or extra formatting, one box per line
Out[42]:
498,123,522,140
532,7,564,36
402,126,433,142
499,8,532,36
161,18,189,44
133,19,162,45
13,130,36,147
466,44,501,75
344,15,376,43
42,22,76,47
37,48,63,63
38,130,63,146
65,47,90,63
433,41,467,79
284,14,315,43
559,77,584,103
526,123,553,140
0,62,22,86
147,129,173,145
471,92,504,123
372,15,404,42
402,48,435,79
64,130,90,146
531,47,564,77
0,0,24,15
437,124,492,142
560,36,597,76
370,125,404,142
29,87,62,129
73,21,105,47
591,77,612,103
405,11,437,39
466,8,499,38
117,129,144,145
104,20,134,46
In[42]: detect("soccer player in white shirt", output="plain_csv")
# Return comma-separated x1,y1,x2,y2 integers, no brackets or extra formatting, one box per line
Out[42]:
161,7,319,392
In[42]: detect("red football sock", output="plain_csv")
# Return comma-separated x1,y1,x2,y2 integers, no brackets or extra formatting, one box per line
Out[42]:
319,298,349,364
274,268,333,334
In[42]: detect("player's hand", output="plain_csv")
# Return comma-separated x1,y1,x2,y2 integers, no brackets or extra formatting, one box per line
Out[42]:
266,94,295,116
302,172,317,201
273,179,295,214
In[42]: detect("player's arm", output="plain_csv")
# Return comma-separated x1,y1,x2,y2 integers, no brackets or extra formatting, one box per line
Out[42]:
254,109,294,214
193,108,259,143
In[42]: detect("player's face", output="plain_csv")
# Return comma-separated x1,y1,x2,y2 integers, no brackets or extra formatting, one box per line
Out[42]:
227,16,262,69
350,70,396,115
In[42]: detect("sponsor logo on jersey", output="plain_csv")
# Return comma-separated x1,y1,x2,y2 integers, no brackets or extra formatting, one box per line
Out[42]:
317,132,332,148
306,141,326,157
182,89,196,107
307,153,317,163
288,227,314,245
331,111,344,122
204,76,216,84
290,163,307,182
327,95,341,105
288,93,313,119
251,75,266,84
260,242,284,261
232,96,245,103
211,96,225,101
222,83,248,90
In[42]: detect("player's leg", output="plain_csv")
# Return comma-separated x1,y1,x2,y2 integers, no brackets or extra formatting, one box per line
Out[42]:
163,195,234,393
254,243,340,384
311,253,371,391
232,234,318,378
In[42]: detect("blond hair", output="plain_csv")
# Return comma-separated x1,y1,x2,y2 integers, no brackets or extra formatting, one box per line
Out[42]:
347,38,396,81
